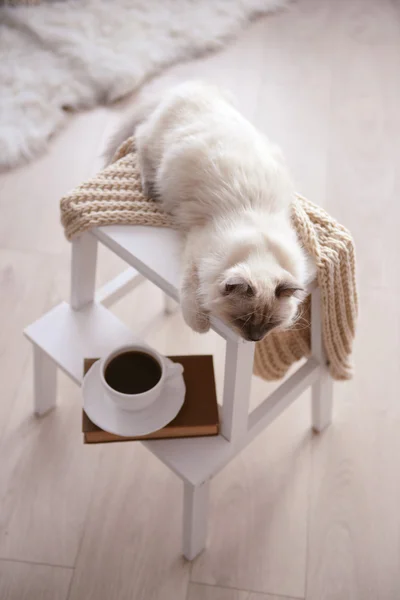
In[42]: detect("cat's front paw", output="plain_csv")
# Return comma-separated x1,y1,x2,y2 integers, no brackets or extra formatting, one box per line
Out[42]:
192,311,211,334
181,302,210,334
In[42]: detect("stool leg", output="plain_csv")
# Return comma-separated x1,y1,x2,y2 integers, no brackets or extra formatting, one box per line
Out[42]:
163,293,177,315
70,233,98,309
312,372,333,432
311,287,333,432
221,339,255,442
33,346,57,416
182,479,210,560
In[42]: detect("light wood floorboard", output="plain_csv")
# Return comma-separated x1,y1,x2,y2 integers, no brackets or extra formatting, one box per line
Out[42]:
187,582,299,600
0,559,72,600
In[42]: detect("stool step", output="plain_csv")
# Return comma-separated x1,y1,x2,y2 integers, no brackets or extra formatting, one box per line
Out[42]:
24,301,233,485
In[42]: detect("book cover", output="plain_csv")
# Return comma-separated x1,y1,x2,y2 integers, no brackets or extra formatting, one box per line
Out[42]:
82,355,219,443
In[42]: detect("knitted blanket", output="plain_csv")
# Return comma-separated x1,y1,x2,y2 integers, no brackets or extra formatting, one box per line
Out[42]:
61,137,358,381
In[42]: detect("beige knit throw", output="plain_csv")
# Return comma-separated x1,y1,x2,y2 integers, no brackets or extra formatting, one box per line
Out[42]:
61,137,358,381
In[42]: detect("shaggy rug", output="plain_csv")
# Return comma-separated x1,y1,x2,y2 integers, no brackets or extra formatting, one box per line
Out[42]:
0,0,288,170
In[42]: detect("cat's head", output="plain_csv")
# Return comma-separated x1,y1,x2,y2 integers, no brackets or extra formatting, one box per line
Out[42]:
208,264,305,342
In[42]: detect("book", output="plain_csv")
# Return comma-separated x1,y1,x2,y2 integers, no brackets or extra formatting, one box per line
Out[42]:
82,355,219,443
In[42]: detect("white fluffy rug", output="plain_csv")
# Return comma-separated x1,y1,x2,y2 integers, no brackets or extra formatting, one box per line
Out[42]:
0,0,287,170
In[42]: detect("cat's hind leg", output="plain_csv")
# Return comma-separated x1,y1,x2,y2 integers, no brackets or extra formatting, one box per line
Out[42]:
136,143,157,198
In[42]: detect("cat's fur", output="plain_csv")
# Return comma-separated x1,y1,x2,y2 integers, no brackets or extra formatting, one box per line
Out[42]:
105,81,308,341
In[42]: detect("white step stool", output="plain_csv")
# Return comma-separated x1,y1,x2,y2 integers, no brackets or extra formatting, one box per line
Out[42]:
24,225,333,561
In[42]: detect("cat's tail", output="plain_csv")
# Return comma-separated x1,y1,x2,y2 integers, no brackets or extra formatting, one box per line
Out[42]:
103,94,159,166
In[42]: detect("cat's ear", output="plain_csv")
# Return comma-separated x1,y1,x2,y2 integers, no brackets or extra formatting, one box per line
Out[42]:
221,275,255,297
275,280,305,300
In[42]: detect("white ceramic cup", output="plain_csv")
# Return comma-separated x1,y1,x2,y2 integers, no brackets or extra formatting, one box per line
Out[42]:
100,344,184,412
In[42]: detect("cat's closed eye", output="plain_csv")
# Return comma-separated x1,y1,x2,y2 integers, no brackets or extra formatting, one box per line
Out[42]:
275,281,304,300
223,281,255,297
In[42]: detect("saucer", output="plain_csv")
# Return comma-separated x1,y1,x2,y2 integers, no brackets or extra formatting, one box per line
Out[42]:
82,361,186,437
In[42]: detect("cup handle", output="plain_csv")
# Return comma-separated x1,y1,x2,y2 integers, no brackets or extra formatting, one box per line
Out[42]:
165,362,184,380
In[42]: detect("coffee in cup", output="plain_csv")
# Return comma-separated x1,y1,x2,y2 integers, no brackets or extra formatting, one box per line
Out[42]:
100,344,183,412
104,350,162,394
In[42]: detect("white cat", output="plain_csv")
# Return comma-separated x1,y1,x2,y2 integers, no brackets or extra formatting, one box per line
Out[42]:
106,81,308,341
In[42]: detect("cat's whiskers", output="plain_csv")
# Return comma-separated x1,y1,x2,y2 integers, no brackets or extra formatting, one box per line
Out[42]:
289,308,310,331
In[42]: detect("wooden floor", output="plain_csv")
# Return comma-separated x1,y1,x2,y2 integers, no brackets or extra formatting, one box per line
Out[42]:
1,0,399,598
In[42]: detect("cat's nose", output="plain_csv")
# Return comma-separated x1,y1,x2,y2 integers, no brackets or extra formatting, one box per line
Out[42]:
249,334,263,342
246,325,265,342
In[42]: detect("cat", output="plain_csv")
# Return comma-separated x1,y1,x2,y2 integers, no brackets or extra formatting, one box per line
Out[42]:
105,81,308,341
